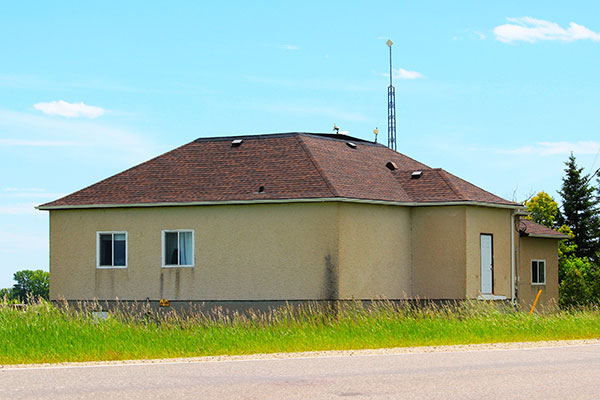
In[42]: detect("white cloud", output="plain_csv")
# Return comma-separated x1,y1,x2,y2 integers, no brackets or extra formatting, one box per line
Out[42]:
0,138,78,146
5,187,44,192
33,100,105,118
252,104,368,122
0,109,163,163
381,68,424,80
0,230,47,251
280,44,299,51
473,31,486,40
1,188,66,199
394,68,424,80
247,76,377,92
0,203,41,215
0,73,140,93
500,141,600,156
494,17,600,43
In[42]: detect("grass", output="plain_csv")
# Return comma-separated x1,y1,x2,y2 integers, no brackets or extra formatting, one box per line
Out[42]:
1,299,599,365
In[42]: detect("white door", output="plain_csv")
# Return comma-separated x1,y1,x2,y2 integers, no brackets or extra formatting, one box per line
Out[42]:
480,234,493,294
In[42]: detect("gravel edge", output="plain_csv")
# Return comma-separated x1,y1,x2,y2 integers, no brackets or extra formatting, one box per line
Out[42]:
3,338,600,369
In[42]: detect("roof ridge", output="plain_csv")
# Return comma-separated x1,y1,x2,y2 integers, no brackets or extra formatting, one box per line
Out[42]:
193,132,297,142
437,169,466,201
295,135,339,197
299,132,381,145
192,132,378,145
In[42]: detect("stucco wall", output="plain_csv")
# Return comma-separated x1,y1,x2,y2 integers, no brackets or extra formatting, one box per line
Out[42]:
50,203,340,301
465,207,513,298
517,236,559,310
337,203,412,299
49,201,525,304
411,206,467,299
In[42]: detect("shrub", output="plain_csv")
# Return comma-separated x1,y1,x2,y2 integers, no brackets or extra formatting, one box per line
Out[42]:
560,266,591,307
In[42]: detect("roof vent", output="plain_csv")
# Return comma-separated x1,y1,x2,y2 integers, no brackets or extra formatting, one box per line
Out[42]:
411,171,423,179
346,142,357,149
386,161,398,171
231,139,243,147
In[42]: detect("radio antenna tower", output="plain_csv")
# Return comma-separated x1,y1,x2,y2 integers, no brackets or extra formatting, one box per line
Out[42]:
386,39,397,151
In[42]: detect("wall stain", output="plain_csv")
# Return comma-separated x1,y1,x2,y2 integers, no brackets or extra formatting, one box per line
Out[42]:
94,269,100,297
159,271,164,299
175,269,180,300
109,270,114,299
323,253,339,300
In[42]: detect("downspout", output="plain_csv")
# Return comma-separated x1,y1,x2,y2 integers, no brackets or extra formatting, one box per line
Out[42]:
510,210,516,305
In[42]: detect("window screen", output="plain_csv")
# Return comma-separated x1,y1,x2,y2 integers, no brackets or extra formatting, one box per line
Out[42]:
98,232,127,267
164,231,193,266
113,234,126,266
532,260,546,285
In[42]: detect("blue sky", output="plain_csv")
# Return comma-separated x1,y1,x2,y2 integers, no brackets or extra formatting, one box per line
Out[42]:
1,1,600,288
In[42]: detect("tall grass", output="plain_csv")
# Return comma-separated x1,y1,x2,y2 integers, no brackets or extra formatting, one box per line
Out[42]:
1,299,599,365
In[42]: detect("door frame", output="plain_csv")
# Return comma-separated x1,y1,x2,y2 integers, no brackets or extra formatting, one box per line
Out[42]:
480,233,494,294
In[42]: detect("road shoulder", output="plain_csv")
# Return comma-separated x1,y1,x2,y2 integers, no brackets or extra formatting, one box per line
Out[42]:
3,338,600,370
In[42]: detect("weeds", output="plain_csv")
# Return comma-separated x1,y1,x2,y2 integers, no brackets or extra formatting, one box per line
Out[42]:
1,299,599,365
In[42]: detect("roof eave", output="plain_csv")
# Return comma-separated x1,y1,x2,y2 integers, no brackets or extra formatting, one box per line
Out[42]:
524,233,570,240
37,197,523,211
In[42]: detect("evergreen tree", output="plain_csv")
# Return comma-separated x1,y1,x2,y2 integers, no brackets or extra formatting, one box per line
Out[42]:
558,154,600,262
597,174,600,255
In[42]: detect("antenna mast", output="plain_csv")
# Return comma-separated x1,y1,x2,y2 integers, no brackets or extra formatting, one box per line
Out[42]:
386,39,397,151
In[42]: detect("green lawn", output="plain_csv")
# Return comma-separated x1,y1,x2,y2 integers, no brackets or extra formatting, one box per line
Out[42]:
1,300,599,365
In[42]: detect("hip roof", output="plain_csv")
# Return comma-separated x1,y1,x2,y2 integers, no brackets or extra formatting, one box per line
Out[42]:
39,132,519,210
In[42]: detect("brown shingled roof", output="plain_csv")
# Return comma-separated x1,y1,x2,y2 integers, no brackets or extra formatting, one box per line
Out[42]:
519,218,570,239
393,168,513,205
39,132,519,209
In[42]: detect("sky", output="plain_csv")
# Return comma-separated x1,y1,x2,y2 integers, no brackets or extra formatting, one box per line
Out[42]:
1,1,600,288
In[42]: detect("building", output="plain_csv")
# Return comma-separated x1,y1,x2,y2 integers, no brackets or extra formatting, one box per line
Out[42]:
38,132,567,309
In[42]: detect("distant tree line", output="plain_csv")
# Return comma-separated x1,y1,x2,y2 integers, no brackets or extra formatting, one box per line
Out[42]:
525,153,600,307
0,270,49,303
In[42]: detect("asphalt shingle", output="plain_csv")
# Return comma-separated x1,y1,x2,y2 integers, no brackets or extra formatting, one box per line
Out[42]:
519,218,570,238
39,132,520,209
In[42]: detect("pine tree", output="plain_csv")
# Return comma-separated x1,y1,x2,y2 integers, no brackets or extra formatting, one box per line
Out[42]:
558,153,600,262
597,174,600,252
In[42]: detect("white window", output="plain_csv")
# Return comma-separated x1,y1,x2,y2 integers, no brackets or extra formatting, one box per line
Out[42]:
97,232,127,268
531,259,546,285
162,230,194,267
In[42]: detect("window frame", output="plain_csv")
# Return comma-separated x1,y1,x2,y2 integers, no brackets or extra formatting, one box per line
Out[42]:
531,259,546,285
96,231,128,269
161,229,195,268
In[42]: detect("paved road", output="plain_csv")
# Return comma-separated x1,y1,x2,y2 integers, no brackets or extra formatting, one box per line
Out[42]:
2,344,600,399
